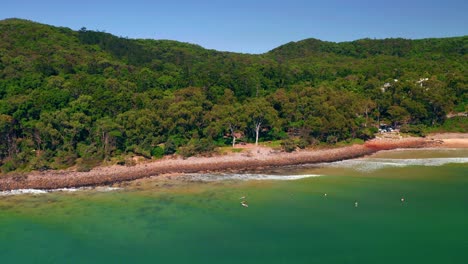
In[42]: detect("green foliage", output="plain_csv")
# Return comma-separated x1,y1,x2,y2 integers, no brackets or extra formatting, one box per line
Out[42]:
335,138,365,147
0,18,466,173
126,145,152,159
358,127,378,140
244,97,279,145
164,137,180,155
230,148,243,153
29,150,53,171
76,143,98,159
297,139,309,149
53,150,77,168
76,157,101,172
1,160,17,173
425,117,468,133
178,138,216,158
326,135,338,144
151,146,164,158
280,139,297,152
400,124,427,136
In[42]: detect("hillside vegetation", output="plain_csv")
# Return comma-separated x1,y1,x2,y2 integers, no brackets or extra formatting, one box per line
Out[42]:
0,18,466,172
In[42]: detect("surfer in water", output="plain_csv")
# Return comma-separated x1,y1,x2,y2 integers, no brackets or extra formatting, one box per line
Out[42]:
354,201,359,207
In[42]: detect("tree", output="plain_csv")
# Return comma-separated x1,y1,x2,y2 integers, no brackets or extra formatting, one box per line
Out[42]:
244,97,278,145
95,117,122,158
116,109,162,150
208,103,246,147
387,105,410,126
0,114,16,159
161,87,211,140
206,90,247,147
361,99,376,127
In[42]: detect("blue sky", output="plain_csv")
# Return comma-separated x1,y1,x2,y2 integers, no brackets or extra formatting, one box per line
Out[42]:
1,0,467,54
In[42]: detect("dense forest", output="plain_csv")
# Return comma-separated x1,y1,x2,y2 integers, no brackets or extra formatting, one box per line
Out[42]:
0,18,466,173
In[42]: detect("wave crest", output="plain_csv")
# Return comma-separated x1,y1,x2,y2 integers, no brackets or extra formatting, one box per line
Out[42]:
0,186,122,196
186,173,321,182
322,157,468,172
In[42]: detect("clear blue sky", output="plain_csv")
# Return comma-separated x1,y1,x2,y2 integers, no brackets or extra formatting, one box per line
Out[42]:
1,0,467,54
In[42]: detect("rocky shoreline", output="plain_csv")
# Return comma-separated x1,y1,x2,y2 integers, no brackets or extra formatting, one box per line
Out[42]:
0,134,465,191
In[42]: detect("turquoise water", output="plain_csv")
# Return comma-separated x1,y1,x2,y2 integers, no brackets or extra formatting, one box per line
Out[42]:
1,149,467,263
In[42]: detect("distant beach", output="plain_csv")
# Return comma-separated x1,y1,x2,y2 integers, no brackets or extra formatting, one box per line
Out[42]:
0,133,467,191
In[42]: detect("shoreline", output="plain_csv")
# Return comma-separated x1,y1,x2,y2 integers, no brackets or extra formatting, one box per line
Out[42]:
1,133,467,191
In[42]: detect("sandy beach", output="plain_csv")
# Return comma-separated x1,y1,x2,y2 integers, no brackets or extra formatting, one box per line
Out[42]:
0,133,467,191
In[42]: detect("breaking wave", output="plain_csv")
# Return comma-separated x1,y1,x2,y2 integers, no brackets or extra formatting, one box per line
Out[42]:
321,157,468,172
0,189,49,196
186,173,322,182
0,186,122,196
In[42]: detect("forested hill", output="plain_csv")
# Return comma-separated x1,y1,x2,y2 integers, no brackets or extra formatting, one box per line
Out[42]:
268,37,466,59
0,18,467,173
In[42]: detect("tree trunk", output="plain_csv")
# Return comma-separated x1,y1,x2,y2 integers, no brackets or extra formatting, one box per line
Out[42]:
102,131,108,158
365,108,369,127
255,122,261,146
230,125,236,147
7,134,14,158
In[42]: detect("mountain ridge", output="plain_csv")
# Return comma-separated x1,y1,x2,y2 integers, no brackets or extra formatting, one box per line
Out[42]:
2,18,466,56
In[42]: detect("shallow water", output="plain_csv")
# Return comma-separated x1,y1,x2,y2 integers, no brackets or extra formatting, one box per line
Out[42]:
1,149,467,263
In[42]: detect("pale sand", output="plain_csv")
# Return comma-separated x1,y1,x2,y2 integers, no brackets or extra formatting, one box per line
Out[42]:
426,133,468,148
0,133,467,191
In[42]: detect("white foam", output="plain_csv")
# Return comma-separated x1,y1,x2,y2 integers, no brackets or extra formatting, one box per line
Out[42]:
321,157,468,172
93,186,122,192
0,186,122,196
54,188,81,192
187,173,322,182
0,189,48,196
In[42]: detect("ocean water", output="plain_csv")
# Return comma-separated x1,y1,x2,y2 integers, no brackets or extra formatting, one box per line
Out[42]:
1,149,467,264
